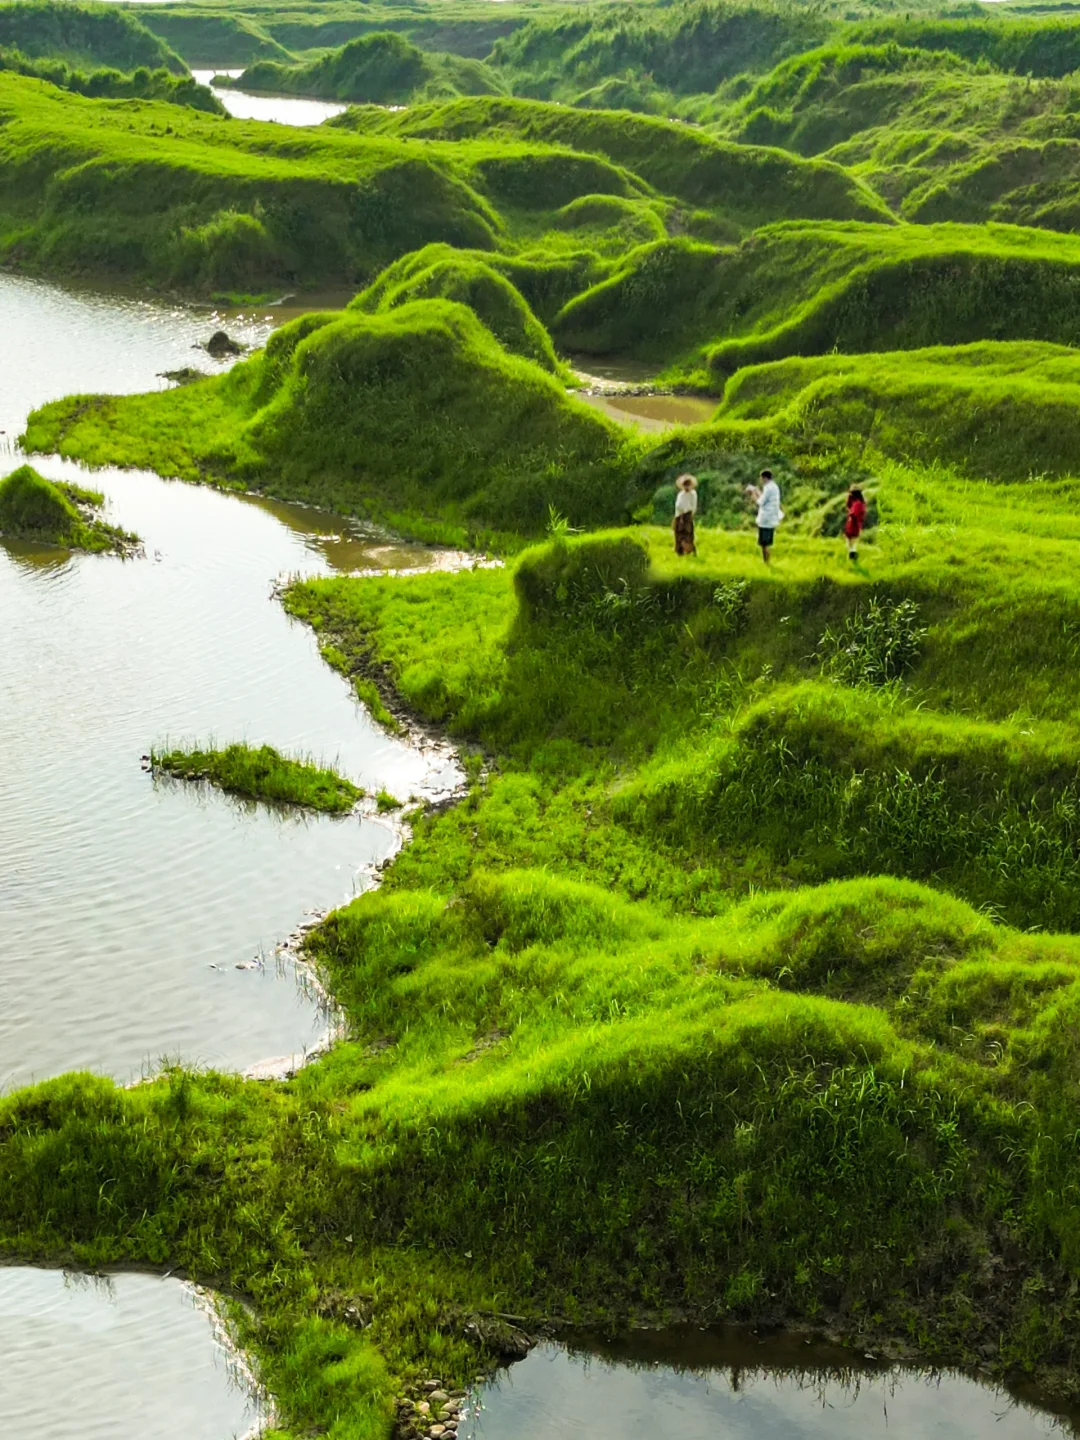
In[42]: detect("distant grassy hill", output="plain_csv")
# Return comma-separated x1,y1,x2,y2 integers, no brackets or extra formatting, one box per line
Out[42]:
719,42,1080,230
223,31,504,104
0,74,891,296
336,96,892,231
0,45,224,112
0,0,186,74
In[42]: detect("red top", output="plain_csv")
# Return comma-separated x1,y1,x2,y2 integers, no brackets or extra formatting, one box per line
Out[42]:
844,498,867,538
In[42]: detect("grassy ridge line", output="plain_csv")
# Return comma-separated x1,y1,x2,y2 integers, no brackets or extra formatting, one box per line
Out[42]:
0,0,188,75
151,742,362,812
0,45,225,113
223,30,505,105
335,96,893,230
704,340,1080,482
547,222,1080,376
20,298,641,543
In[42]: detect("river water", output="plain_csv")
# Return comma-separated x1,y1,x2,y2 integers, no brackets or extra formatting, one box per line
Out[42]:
1,271,458,1091
0,1267,261,1437
461,1331,1080,1438
191,69,346,125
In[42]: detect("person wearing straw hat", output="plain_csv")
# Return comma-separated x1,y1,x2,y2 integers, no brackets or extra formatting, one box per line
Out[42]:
673,473,698,556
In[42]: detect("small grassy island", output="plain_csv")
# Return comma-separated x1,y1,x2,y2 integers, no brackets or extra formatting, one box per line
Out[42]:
151,742,362,813
0,464,138,553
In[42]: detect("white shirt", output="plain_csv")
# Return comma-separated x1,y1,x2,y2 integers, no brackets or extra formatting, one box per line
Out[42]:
756,480,782,528
675,488,697,515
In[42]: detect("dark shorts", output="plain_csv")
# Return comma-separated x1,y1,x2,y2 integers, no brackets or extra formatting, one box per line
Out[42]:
757,526,774,548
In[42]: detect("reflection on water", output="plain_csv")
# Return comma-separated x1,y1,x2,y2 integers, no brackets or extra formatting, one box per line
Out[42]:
461,1331,1079,1439
192,70,346,126
0,270,460,1089
0,1268,260,1439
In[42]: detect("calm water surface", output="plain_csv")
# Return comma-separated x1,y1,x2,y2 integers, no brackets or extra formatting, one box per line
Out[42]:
0,1267,260,1438
192,69,346,125
461,1331,1079,1439
1,271,459,1089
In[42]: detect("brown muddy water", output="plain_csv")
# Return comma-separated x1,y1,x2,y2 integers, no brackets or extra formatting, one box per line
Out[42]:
460,1330,1080,1438
1,271,460,1091
0,1267,261,1436
191,69,347,125
579,391,718,432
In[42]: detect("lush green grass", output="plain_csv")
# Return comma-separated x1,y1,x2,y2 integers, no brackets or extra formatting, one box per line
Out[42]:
349,243,567,374
0,45,224,112
151,742,362,812
224,30,504,105
0,463,137,551
14,490,1080,1428
702,340,1080,482
21,298,640,541
547,220,1080,379
0,1,187,74
336,96,892,233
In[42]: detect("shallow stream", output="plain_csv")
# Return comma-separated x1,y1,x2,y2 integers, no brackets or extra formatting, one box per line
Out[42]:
192,69,346,125
1,272,459,1091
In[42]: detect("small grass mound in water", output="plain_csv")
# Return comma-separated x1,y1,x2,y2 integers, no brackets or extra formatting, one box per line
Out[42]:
0,464,137,552
151,742,362,813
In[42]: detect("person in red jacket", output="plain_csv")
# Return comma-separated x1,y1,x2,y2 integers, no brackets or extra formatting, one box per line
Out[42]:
844,487,867,562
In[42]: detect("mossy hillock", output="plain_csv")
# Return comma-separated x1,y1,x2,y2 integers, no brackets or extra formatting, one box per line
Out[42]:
224,30,505,105
0,0,187,75
0,464,137,552
21,299,637,542
349,244,566,374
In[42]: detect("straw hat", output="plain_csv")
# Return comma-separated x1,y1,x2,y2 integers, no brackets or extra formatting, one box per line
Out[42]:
676,473,697,490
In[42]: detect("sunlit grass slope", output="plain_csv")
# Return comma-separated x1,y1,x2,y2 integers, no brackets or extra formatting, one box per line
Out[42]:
336,96,892,232
21,299,639,542
718,42,1080,232
548,221,1080,379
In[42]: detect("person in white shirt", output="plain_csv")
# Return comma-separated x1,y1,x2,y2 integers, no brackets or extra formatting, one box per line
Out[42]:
673,473,698,555
753,468,782,564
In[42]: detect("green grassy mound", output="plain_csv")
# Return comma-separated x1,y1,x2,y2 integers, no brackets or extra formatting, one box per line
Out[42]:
349,244,565,374
22,300,638,542
152,742,361,812
708,341,1080,482
0,1,186,75
0,45,224,112
334,96,892,232
134,7,295,68
0,464,136,551
548,221,1080,379
225,31,504,105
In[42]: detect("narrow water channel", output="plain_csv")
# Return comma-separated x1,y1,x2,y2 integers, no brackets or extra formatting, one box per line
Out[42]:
461,1331,1080,1438
192,69,347,125
1,271,459,1090
0,1267,261,1437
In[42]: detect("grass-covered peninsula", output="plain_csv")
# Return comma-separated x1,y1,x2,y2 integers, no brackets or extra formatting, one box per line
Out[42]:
151,742,362,813
0,464,138,552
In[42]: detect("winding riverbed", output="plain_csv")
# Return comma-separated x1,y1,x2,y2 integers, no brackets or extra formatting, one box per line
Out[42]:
1,271,459,1090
